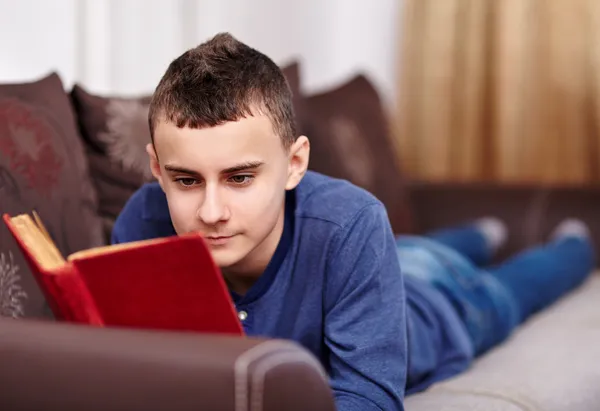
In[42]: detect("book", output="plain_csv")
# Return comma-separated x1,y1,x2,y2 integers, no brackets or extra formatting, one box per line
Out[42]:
2,211,244,336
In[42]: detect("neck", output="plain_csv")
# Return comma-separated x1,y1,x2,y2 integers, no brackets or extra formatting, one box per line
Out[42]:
222,203,286,296
223,276,257,296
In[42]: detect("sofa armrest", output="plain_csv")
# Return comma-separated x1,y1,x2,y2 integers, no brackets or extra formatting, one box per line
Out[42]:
0,318,335,411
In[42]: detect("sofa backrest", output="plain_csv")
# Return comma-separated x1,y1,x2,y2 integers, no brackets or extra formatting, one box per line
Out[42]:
409,181,600,260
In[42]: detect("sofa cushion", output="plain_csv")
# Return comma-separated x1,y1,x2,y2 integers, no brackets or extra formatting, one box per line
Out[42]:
70,63,308,241
305,75,414,234
0,73,105,318
405,272,600,411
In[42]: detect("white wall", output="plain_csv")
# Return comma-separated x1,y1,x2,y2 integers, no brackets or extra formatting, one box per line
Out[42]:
0,0,78,86
0,0,402,103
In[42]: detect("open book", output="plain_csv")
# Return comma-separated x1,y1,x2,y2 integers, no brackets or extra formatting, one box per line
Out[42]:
3,212,244,336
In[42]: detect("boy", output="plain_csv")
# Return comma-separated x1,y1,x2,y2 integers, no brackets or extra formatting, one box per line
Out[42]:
112,33,596,410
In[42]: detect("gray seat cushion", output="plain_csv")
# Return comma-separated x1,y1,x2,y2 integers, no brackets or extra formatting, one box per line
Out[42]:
406,272,600,411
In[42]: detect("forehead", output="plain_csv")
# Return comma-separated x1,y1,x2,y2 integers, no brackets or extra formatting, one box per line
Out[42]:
153,115,285,168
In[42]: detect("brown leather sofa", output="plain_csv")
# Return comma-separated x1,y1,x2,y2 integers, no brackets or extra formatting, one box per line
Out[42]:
2,67,600,410
2,182,599,411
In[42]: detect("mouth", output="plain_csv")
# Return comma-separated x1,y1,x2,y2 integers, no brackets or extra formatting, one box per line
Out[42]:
204,234,236,246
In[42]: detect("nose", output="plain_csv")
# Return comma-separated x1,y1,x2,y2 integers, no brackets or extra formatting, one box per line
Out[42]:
196,185,229,225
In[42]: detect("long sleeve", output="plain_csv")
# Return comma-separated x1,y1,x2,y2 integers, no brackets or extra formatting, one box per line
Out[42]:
324,202,407,411
110,183,176,245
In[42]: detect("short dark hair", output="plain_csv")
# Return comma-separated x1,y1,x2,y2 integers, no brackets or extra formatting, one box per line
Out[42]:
148,32,297,148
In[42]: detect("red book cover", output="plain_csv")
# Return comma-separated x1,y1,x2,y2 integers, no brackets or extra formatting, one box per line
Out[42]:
3,213,244,336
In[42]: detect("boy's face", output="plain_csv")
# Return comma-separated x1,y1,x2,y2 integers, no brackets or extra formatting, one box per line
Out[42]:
148,113,309,277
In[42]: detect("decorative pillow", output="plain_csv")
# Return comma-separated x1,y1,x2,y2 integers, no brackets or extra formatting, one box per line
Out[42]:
0,72,105,318
70,62,309,240
0,251,28,318
71,85,153,241
305,74,415,234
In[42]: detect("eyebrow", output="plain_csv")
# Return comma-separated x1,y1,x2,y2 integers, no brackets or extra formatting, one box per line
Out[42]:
163,164,200,176
163,161,264,176
222,161,264,174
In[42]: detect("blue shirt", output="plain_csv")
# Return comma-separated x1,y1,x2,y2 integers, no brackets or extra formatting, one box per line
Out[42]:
112,171,471,409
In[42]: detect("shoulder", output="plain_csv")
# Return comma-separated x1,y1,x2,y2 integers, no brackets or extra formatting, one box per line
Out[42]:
294,173,395,286
112,182,176,243
295,171,388,230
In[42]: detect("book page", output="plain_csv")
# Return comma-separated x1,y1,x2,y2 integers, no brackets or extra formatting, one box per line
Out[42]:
31,211,65,263
10,214,66,271
67,237,172,261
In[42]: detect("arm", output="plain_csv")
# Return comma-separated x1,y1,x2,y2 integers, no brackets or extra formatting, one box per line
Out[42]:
111,187,148,245
325,202,407,411
111,216,126,244
111,212,176,245
111,185,176,245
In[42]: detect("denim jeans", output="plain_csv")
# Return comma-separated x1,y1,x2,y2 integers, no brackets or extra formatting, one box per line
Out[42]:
397,224,596,356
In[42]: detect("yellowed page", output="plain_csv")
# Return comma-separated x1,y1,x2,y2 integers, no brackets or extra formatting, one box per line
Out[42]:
10,215,65,271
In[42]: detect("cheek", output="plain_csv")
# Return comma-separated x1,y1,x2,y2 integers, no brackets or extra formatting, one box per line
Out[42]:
232,183,284,228
164,189,199,232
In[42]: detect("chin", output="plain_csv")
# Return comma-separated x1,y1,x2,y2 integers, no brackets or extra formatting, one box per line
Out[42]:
210,248,245,270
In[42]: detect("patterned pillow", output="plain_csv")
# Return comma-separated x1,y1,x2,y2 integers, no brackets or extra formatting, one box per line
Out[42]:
71,85,153,241
0,73,105,318
0,251,28,318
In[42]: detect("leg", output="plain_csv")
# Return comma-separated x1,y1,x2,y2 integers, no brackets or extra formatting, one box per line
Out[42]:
426,217,506,267
488,235,595,322
443,221,595,356
405,276,474,394
398,232,521,357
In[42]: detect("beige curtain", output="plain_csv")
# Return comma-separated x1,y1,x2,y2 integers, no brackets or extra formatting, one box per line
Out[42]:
395,0,600,184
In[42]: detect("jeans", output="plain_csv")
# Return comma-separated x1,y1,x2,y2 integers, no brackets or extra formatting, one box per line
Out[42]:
397,224,596,356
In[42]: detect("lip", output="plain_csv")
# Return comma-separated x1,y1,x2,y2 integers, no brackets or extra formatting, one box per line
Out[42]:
204,235,235,246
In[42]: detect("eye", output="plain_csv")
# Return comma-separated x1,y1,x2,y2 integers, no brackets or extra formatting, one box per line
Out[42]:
175,177,198,187
229,175,254,186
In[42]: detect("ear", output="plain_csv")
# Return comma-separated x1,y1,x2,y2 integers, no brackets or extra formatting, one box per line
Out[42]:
285,136,310,190
146,143,164,189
